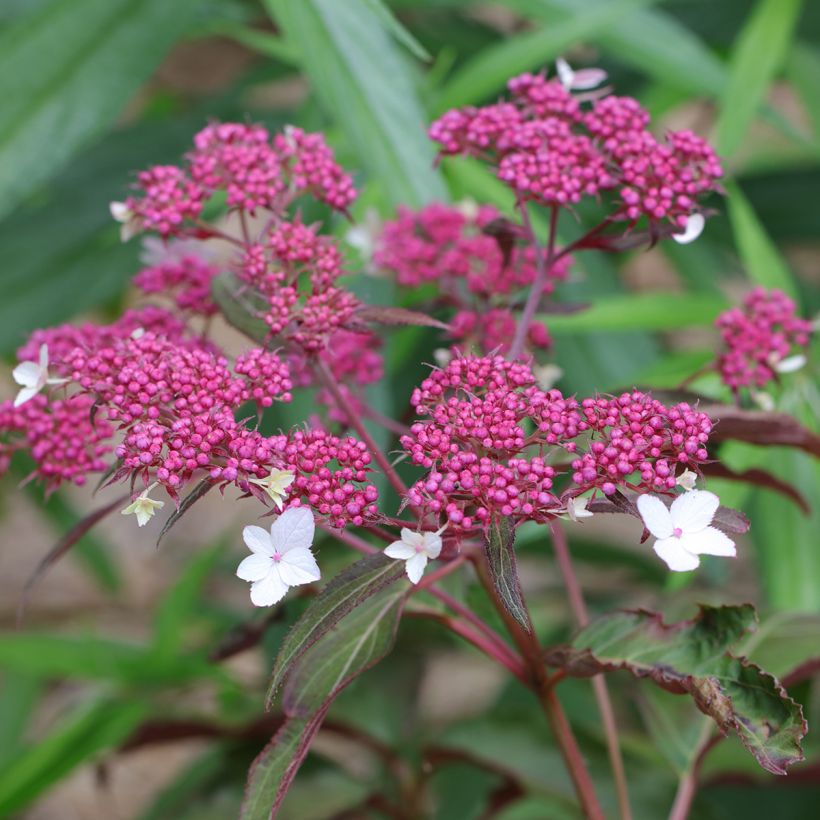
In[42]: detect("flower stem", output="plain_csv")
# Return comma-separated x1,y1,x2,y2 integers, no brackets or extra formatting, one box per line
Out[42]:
549,521,633,820
473,553,605,820
509,204,558,360
314,359,413,505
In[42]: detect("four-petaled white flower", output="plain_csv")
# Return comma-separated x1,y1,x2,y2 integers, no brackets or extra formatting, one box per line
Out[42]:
248,468,295,510
121,483,165,527
564,496,593,522
12,344,67,407
637,490,736,572
109,201,143,242
675,469,698,491
237,506,320,606
672,213,705,245
385,527,443,584
555,57,608,91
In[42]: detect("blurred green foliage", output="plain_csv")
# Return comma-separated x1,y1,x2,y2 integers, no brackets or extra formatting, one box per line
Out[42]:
1,0,819,817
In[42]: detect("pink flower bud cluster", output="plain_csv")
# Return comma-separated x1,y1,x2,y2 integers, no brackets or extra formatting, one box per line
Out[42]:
133,253,220,316
401,356,713,530
234,348,294,406
374,202,569,354
0,394,113,493
429,71,723,231
715,287,812,390
124,122,355,241
572,392,712,495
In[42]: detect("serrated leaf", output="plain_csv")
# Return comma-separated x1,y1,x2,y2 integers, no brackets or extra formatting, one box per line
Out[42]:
243,586,407,818
266,0,445,207
706,404,820,457
547,605,806,775
157,479,214,546
355,304,450,331
210,273,269,345
484,516,531,632
267,552,405,706
715,0,804,157
0,0,202,220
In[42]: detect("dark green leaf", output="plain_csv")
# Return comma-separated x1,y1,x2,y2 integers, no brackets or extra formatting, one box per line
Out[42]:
484,516,531,632
267,552,405,706
265,0,446,207
0,0,202,220
547,605,807,775
787,44,820,140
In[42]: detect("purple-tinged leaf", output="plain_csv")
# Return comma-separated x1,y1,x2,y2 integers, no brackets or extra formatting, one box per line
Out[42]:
547,605,806,775
354,304,450,331
156,479,213,546
18,494,129,624
484,516,531,632
706,406,820,458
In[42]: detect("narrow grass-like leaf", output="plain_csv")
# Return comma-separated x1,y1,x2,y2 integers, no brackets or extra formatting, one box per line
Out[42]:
266,0,445,207
267,553,405,706
548,605,806,774
0,0,201,220
484,516,530,631
787,44,820,140
537,293,727,334
361,0,431,61
716,0,804,156
724,180,800,304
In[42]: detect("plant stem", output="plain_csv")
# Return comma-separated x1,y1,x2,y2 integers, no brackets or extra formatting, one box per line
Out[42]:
668,719,713,820
473,554,605,820
509,204,558,360
314,358,414,505
549,521,633,820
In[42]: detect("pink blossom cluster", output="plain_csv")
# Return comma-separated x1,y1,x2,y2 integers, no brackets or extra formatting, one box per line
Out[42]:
429,72,723,232
715,287,812,391
401,356,713,531
374,202,569,354
0,394,113,492
125,122,355,238
133,253,220,316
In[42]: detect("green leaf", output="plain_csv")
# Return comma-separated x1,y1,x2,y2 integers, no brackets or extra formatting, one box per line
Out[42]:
243,586,407,818
548,605,807,775
266,0,445,207
0,673,43,770
484,516,531,632
361,0,431,61
435,0,659,111
0,0,202,221
0,699,147,815
536,293,727,335
267,552,405,706
715,0,804,156
725,180,800,304
787,44,820,140
211,272,269,345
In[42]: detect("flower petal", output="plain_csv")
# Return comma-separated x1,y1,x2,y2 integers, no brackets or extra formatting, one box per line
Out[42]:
250,570,289,607
13,386,39,407
653,537,701,572
672,213,705,244
39,344,49,371
12,361,41,389
636,494,674,539
774,354,806,374
670,489,719,534
399,528,426,549
405,552,428,584
384,541,415,560
236,553,272,582
270,506,315,553
278,547,321,586
243,525,274,555
679,527,736,557
423,533,443,559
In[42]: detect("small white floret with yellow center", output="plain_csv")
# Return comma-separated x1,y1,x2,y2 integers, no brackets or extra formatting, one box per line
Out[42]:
248,468,295,510
385,527,444,584
12,344,68,408
121,483,165,527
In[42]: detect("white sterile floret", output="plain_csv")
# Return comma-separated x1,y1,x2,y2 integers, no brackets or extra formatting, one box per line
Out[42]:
385,527,443,584
672,213,705,244
109,201,142,242
555,57,607,91
121,483,165,527
772,354,807,374
675,469,698,491
12,344,67,407
637,490,736,572
248,469,295,510
565,496,593,522
237,506,320,607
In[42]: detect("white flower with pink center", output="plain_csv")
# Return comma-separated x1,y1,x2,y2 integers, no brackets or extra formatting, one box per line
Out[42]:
637,490,736,572
237,507,320,606
384,527,443,584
